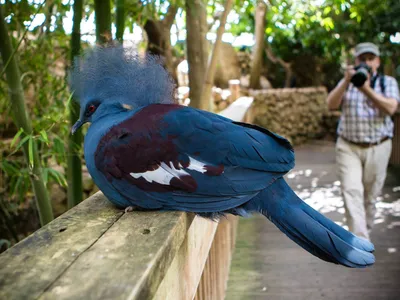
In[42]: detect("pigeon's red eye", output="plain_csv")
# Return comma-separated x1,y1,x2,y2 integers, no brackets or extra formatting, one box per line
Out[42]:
85,102,99,117
88,105,96,113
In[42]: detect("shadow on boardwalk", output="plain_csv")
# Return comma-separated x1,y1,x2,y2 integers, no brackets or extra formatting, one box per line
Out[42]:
227,140,400,300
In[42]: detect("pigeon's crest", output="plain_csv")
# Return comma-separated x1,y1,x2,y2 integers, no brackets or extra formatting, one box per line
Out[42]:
69,45,176,108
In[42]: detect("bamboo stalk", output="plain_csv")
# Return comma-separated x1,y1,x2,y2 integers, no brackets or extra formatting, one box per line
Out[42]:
94,0,112,44
0,6,54,225
0,1,46,78
116,0,125,42
67,0,84,209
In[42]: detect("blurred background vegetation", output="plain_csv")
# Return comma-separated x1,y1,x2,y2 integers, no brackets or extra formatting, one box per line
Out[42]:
0,0,399,252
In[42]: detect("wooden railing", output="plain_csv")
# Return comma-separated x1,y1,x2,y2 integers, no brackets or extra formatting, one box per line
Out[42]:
0,98,254,300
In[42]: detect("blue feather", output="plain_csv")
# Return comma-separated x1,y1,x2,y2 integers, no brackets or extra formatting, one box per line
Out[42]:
69,45,175,109
244,178,375,267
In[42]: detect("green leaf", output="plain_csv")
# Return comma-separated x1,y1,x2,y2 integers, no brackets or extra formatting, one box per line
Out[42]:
64,91,74,114
0,161,19,175
12,176,22,196
48,168,67,187
10,128,24,149
28,137,34,169
323,7,331,15
40,130,49,144
53,136,66,164
13,135,30,154
350,11,358,19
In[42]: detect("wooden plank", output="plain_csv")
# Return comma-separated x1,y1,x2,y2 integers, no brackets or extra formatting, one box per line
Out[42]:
194,215,238,300
152,216,219,300
0,192,123,300
219,97,254,122
39,211,193,300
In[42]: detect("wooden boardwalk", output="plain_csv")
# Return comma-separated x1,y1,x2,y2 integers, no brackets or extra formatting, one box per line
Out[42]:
227,140,400,300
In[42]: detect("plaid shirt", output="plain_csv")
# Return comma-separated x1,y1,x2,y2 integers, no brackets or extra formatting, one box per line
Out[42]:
337,75,400,143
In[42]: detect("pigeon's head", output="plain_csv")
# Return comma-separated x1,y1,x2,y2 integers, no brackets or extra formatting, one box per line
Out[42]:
69,44,175,134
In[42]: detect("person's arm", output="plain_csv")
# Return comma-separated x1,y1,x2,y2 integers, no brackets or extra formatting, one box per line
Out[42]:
359,77,399,116
327,66,355,110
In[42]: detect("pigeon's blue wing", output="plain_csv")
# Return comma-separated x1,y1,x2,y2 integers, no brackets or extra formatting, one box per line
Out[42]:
94,104,295,212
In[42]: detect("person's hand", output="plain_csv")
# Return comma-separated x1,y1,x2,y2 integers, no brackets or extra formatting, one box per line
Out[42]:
344,65,356,84
358,74,371,93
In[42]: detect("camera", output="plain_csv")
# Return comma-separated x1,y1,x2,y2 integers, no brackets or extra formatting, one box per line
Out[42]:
351,63,372,87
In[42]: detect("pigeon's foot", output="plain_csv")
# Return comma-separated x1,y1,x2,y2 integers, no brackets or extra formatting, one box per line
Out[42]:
123,205,154,213
124,206,136,213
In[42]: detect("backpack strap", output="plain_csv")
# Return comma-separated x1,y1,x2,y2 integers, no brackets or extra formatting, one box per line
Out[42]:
379,74,386,96
370,73,386,96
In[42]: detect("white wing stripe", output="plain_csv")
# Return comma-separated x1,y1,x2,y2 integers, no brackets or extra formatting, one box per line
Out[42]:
129,156,208,184
130,166,174,185
187,157,207,173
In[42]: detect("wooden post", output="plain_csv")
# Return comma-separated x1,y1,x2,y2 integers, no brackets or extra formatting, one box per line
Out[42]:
229,79,241,102
194,215,238,300
390,110,400,165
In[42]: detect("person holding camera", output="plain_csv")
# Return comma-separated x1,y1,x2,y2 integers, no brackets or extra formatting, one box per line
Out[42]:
327,42,400,241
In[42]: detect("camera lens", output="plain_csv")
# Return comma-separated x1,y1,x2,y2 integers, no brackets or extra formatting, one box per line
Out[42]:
351,66,369,87
351,73,367,87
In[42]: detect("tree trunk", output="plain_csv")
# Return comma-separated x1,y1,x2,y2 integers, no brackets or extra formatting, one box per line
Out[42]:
144,5,178,81
284,65,293,88
249,2,267,89
200,0,233,111
67,0,83,209
186,0,208,109
94,0,111,44
116,0,125,42
161,5,178,82
144,20,163,55
265,46,292,88
0,6,54,225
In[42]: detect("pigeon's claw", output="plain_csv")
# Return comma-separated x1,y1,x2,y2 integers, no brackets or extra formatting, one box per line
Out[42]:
124,206,136,213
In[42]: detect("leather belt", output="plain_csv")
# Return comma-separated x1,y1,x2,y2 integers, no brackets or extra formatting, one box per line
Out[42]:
341,136,391,148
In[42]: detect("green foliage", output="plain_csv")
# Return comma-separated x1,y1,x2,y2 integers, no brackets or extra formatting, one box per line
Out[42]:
123,0,185,28
229,0,399,56
228,0,400,88
0,2,73,207
230,0,254,35
1,125,68,203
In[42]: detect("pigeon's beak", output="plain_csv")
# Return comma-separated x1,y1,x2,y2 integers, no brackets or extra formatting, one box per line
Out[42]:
71,119,83,134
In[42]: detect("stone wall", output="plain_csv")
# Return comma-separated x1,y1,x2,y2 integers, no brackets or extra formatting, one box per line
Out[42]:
248,87,330,145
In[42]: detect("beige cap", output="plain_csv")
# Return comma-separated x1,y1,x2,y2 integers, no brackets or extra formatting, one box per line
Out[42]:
354,42,380,57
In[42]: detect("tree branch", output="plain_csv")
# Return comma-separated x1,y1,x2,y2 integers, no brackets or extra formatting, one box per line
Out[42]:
161,4,178,30
200,0,233,111
265,47,293,87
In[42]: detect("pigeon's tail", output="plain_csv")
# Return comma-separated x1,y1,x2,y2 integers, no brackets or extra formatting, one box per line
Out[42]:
245,177,375,268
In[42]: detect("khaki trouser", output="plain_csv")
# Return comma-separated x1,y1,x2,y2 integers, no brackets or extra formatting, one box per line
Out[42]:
335,137,392,240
